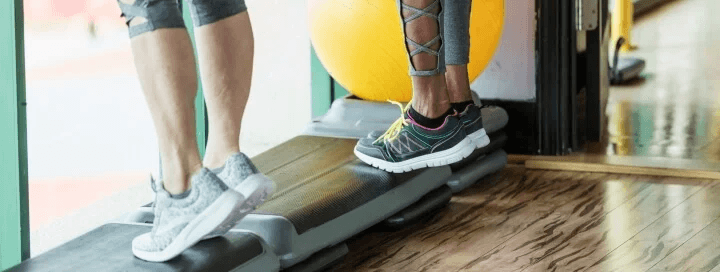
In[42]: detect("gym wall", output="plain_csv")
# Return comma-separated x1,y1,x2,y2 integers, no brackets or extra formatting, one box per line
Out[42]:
471,0,536,102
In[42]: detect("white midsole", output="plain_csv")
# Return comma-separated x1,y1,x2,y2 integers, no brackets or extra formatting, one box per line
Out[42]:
133,189,244,262
201,173,277,240
354,137,476,173
235,173,276,202
468,128,490,148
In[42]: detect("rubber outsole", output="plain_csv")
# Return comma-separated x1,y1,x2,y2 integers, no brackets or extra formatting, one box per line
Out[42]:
354,137,477,173
132,189,246,262
355,128,492,173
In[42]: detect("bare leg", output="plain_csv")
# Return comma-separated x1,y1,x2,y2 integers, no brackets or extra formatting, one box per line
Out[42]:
123,0,201,195
445,0,473,104
401,0,451,119
446,65,473,103
194,12,254,169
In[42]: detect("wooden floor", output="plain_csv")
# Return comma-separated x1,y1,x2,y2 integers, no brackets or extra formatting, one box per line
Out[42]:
338,165,720,272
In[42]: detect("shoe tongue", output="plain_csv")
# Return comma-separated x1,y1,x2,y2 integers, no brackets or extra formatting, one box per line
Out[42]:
149,176,158,192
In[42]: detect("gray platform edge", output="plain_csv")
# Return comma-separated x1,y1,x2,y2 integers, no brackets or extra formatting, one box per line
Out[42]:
229,166,453,268
303,97,509,139
81,222,283,272
227,230,281,272
446,149,508,193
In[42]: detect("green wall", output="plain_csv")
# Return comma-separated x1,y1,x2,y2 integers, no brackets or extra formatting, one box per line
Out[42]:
311,46,348,118
0,0,30,269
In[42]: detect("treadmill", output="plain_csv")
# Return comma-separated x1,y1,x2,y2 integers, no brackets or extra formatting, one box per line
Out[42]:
7,98,509,272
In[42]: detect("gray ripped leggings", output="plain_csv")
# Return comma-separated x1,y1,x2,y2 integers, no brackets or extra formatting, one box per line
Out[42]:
397,0,472,76
117,0,471,77
117,0,247,38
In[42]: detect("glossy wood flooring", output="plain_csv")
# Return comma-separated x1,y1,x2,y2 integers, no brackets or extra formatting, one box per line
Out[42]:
598,0,720,162
507,0,720,176
337,165,720,272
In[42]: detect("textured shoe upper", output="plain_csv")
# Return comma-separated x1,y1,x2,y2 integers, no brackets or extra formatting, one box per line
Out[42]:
133,168,227,253
459,104,485,135
356,114,467,162
367,104,485,141
213,152,260,189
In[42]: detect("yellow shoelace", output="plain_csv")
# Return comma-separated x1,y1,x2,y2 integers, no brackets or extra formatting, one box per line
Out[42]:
374,100,412,144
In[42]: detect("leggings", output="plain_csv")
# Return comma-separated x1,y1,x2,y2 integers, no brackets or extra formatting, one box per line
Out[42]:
397,0,471,76
117,0,247,38
117,0,470,75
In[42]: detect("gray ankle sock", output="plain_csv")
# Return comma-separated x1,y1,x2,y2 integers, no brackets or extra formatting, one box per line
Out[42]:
170,189,192,199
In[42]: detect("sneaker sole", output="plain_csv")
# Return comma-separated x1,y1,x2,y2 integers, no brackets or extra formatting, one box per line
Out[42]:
354,137,476,173
468,128,491,149
202,173,276,239
132,189,246,262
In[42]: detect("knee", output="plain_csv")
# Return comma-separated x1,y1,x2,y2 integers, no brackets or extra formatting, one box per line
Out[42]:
117,0,186,38
186,0,247,27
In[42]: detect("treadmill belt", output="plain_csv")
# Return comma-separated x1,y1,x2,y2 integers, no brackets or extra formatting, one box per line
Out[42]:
7,224,264,272
251,136,425,234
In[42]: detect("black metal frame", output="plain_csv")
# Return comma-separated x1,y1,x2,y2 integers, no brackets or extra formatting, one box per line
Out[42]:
535,0,577,154
485,0,608,155
585,0,610,143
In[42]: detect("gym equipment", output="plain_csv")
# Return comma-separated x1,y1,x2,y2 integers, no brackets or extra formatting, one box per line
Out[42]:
6,224,281,272
382,148,508,230
10,101,509,272
308,0,504,102
610,37,645,84
120,135,507,269
610,0,646,85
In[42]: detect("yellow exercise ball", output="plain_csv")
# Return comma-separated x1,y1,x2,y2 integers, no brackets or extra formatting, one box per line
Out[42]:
309,0,504,102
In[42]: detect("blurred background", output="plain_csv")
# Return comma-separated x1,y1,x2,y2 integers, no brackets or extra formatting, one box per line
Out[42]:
24,0,311,256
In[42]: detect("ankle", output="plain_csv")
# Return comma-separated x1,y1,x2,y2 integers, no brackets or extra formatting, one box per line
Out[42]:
408,105,453,129
451,100,475,113
411,98,451,119
161,163,201,195
203,146,239,169
159,152,202,195
445,65,473,103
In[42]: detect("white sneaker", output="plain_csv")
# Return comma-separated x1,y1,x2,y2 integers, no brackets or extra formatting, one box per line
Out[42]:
203,152,275,239
132,168,245,262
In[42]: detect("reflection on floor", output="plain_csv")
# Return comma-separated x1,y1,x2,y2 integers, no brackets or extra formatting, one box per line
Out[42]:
597,0,720,161
516,0,720,176
339,165,720,271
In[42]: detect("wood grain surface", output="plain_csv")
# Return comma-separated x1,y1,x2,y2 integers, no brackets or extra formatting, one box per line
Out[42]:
337,165,720,272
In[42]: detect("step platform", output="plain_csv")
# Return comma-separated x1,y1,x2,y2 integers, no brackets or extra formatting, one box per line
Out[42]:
382,148,508,229
6,223,280,272
123,134,506,270
15,100,509,272
232,135,506,268
304,96,509,139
